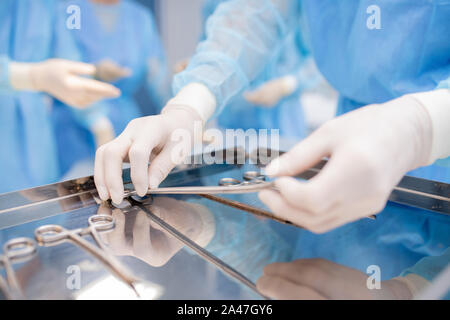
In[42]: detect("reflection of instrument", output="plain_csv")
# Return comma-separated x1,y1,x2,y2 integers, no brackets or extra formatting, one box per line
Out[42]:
124,171,273,197
0,237,36,299
0,148,448,300
35,215,140,296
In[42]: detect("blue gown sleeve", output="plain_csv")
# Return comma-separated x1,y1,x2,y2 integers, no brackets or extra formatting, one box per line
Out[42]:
437,78,450,89
172,0,295,115
401,247,450,282
142,10,170,111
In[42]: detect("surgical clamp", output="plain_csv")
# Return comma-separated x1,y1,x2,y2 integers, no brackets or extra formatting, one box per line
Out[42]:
34,215,140,296
0,237,37,299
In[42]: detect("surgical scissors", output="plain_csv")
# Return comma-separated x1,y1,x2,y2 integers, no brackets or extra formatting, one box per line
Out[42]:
123,170,273,197
34,215,140,296
0,237,37,299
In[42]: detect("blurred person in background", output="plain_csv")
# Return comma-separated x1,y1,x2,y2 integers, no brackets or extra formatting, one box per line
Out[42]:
175,0,332,144
52,0,170,178
0,0,119,193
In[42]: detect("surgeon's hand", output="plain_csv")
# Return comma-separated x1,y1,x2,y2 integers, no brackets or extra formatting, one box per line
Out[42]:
257,259,413,300
10,59,121,108
259,95,432,233
244,75,298,107
95,59,132,83
94,105,203,204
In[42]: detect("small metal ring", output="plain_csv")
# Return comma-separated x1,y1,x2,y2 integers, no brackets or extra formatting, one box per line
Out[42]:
243,171,266,181
3,237,36,261
88,215,115,231
218,177,241,186
34,225,67,244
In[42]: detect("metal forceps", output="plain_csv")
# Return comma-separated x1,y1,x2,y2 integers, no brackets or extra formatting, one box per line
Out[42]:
0,237,37,299
124,170,273,197
34,215,140,296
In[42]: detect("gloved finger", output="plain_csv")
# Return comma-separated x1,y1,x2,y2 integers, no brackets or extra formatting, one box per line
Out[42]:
273,177,337,216
102,136,133,204
78,78,121,98
128,139,159,197
147,141,189,189
114,66,132,78
94,145,109,200
243,90,264,104
258,189,336,233
264,130,331,177
308,204,378,233
257,275,326,300
66,61,97,75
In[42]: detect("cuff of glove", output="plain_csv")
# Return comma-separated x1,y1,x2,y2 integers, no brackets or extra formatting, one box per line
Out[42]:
281,75,299,96
392,274,430,299
164,82,217,123
9,62,37,91
410,89,450,164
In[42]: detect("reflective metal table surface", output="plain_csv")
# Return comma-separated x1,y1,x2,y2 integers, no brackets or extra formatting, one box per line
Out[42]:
0,149,448,299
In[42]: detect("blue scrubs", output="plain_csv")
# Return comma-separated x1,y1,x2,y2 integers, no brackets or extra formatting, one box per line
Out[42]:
52,0,169,174
0,0,60,194
200,0,309,140
173,0,450,279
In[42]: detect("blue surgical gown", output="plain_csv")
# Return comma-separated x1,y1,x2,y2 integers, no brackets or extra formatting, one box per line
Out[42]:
52,0,169,174
0,0,60,194
199,0,311,140
172,0,450,279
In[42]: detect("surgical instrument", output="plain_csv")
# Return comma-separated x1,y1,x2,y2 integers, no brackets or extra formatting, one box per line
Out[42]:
123,171,273,198
34,215,140,296
0,237,36,299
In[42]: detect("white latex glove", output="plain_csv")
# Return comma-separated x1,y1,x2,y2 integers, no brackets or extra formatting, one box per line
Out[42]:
243,75,298,107
10,59,120,108
257,259,414,300
259,94,433,233
95,59,132,82
94,83,216,204
94,107,200,204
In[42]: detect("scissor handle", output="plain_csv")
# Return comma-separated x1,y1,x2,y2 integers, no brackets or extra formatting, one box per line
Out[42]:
218,172,266,187
243,171,266,181
3,237,36,263
88,215,115,231
34,225,68,245
218,177,242,186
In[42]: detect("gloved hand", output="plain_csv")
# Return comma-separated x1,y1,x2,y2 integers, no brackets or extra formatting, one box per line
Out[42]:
95,59,132,83
259,94,433,233
94,83,215,205
10,59,121,108
243,75,298,107
94,106,203,204
257,259,414,300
